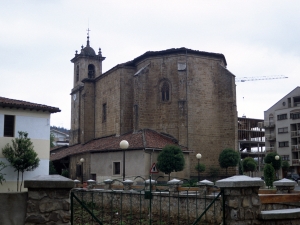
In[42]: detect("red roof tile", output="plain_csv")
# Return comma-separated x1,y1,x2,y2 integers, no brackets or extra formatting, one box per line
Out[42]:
0,97,61,113
50,129,188,161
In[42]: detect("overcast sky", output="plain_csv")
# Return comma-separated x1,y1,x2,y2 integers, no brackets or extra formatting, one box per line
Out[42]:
1,1,299,129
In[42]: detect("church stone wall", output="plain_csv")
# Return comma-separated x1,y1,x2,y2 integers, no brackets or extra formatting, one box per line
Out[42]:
120,67,135,135
133,56,183,141
132,54,237,177
187,59,237,177
94,70,122,138
82,80,95,143
69,45,237,178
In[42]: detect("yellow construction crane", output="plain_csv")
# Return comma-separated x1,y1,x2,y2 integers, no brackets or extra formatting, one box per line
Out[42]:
235,75,288,82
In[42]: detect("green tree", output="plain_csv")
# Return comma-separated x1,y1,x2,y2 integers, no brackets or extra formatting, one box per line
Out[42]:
209,166,220,183
264,163,275,188
2,131,40,191
61,169,69,178
264,152,282,171
195,163,206,173
281,160,290,178
242,157,257,177
156,145,185,180
49,161,57,175
238,160,243,175
218,148,239,176
50,132,55,148
0,161,7,185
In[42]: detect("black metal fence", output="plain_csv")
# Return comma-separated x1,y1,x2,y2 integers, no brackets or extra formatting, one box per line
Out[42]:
70,178,223,225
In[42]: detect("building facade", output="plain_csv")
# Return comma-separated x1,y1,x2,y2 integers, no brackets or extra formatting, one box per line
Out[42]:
238,117,265,176
51,129,69,146
264,87,300,175
55,35,238,181
0,97,60,192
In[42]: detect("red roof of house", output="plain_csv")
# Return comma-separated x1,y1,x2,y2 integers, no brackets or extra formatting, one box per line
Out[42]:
0,97,61,113
50,129,189,161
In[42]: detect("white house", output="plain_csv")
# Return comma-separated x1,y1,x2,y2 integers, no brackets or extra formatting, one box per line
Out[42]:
0,97,60,192
50,129,69,146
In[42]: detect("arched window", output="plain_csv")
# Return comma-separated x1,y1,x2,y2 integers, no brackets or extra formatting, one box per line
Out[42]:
161,82,170,102
88,64,95,78
76,65,79,82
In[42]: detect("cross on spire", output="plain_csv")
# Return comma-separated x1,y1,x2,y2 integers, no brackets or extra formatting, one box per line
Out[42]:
86,28,91,46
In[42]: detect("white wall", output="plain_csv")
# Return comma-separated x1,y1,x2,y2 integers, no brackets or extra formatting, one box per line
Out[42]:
0,108,52,192
0,111,50,140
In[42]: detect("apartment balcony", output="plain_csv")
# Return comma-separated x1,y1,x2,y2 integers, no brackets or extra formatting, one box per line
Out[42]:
291,130,300,137
292,145,300,151
265,134,276,141
265,147,276,153
263,121,275,128
292,159,300,166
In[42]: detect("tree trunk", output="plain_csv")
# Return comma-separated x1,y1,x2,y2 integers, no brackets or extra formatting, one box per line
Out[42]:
17,170,19,192
20,172,24,191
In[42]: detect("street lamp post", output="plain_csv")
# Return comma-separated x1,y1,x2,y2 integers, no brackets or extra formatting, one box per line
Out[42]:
275,155,280,179
80,158,85,184
196,153,202,181
120,140,129,181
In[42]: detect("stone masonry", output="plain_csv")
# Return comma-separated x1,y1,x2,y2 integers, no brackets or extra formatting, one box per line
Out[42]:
69,41,238,178
24,175,74,225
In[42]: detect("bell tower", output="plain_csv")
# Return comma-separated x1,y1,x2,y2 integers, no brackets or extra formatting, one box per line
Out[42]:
70,32,105,145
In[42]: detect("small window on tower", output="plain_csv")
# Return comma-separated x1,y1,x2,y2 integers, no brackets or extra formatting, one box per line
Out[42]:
102,103,107,122
76,65,79,82
161,82,170,102
88,64,95,78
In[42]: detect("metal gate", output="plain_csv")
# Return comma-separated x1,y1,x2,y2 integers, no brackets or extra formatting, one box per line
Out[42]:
70,177,224,225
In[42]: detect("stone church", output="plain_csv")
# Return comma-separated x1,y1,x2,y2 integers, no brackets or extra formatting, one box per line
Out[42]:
51,35,237,182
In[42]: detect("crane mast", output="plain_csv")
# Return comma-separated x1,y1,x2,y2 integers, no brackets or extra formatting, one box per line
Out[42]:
235,75,288,82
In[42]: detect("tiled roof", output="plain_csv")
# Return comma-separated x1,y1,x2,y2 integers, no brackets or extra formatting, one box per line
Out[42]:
0,97,60,113
50,129,188,161
100,47,227,78
124,47,227,67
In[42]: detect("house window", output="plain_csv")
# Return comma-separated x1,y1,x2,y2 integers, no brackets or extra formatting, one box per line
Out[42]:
277,114,287,120
76,65,79,82
91,174,96,181
76,164,82,177
291,112,300,120
278,127,288,133
88,64,95,78
281,155,290,161
161,82,170,102
102,103,107,122
279,141,289,147
4,115,15,137
113,162,120,175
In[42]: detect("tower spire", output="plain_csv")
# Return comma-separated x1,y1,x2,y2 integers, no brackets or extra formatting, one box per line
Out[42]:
86,28,91,47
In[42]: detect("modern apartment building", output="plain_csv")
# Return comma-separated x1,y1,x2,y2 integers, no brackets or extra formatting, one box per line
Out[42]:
264,87,300,175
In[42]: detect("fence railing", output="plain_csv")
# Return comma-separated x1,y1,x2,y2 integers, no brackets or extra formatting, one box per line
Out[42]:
70,177,223,225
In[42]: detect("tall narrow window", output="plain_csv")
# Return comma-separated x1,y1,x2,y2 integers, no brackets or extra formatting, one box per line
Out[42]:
113,162,120,175
4,115,15,137
76,65,79,82
88,64,95,78
102,103,107,122
161,82,170,101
